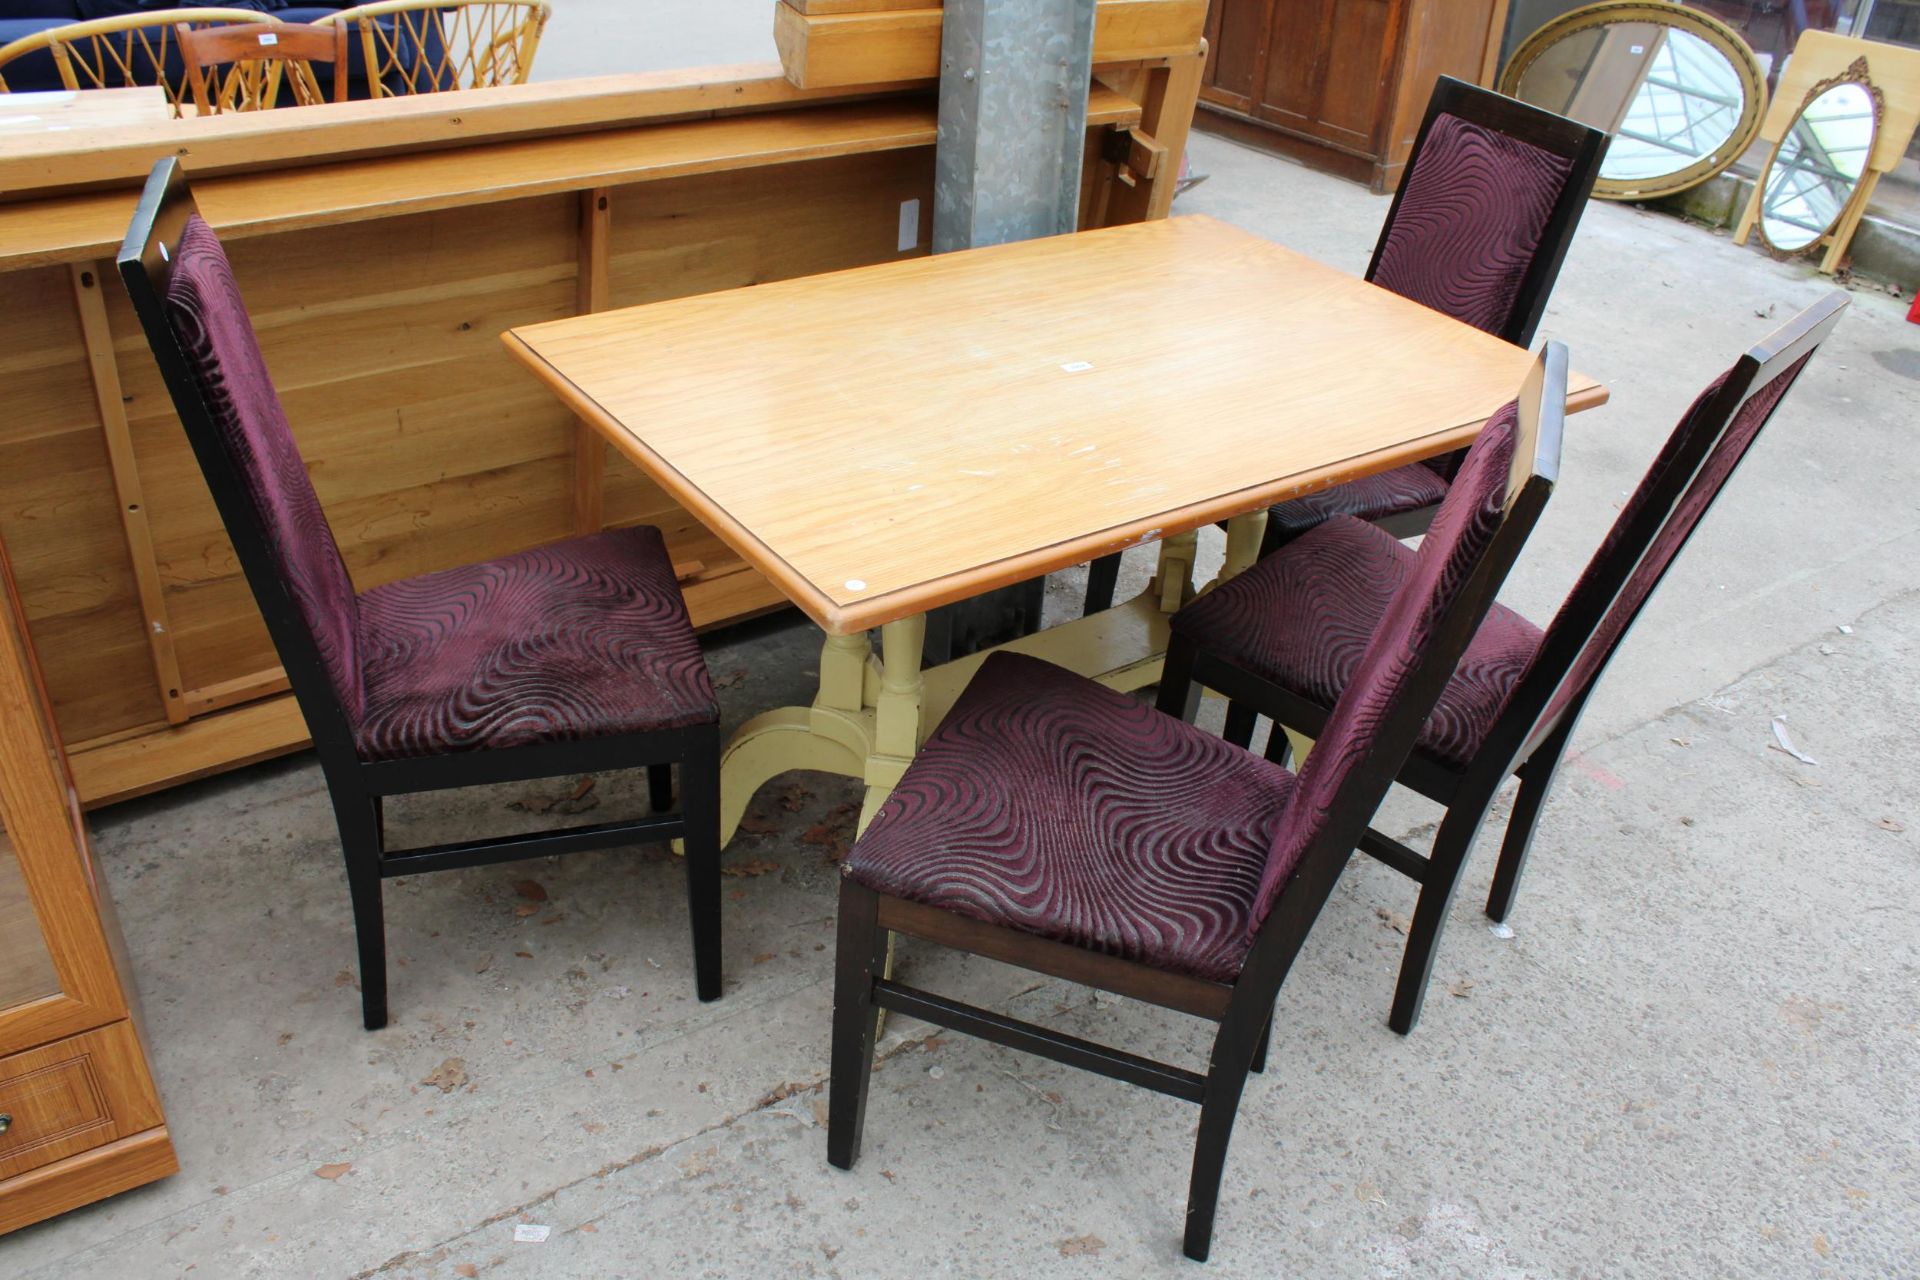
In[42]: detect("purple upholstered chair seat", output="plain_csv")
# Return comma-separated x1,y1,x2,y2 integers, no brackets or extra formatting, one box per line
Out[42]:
1176,514,1542,772
1266,461,1452,541
846,651,1295,983
353,526,718,762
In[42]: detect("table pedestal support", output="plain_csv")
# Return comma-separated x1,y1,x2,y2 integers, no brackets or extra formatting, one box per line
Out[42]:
716,517,1264,847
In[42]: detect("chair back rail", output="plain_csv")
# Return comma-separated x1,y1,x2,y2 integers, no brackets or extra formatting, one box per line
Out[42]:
176,20,349,114
116,158,362,768
1483,294,1850,791
1366,75,1610,348
1237,343,1569,997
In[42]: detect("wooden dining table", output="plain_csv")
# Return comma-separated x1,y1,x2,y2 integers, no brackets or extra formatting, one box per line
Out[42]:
503,213,1606,846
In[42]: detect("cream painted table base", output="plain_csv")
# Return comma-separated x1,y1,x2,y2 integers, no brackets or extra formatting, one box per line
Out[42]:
718,517,1262,845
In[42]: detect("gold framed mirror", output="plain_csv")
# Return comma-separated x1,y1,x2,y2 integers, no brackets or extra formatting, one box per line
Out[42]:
1756,58,1883,256
1500,2,1768,201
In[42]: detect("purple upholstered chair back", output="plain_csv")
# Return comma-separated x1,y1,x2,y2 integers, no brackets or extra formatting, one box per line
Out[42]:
1252,403,1525,928
1370,112,1576,342
164,214,365,720
1527,353,1814,742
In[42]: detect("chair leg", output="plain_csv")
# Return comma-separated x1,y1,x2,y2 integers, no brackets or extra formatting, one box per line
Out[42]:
1154,634,1203,723
1486,731,1570,924
678,738,723,1002
648,762,674,813
1183,1010,1263,1261
1083,552,1122,615
827,879,889,1170
332,787,388,1031
1249,1007,1273,1074
1221,701,1258,750
1388,799,1490,1036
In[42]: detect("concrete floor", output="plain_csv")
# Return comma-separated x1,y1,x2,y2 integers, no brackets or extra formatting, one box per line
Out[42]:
9,15,1920,1280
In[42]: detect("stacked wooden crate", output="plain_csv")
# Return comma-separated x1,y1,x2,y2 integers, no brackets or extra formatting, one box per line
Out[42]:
774,0,1209,88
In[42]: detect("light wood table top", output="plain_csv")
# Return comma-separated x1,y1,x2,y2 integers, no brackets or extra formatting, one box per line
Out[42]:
0,86,171,137
505,214,1605,634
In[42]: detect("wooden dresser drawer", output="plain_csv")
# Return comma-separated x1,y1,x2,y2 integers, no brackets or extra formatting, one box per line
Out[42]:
0,1023,163,1182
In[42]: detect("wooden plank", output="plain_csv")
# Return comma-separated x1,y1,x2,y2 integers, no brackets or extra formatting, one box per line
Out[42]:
776,0,1207,89
67,262,186,726
0,1126,176,1237
1105,46,1202,223
180,667,288,719
0,66,934,198
66,694,309,808
573,188,612,536
505,215,1607,635
0,88,1143,273
0,86,171,137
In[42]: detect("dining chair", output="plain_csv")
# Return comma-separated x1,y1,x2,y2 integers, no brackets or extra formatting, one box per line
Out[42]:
316,0,548,95
117,158,723,1031
1081,77,1606,615
1159,295,1848,1036
827,346,1567,1261
176,20,348,114
0,9,272,112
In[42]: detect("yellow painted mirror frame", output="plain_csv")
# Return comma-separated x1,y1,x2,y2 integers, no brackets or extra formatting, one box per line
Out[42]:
1501,1,1768,201
1755,59,1883,256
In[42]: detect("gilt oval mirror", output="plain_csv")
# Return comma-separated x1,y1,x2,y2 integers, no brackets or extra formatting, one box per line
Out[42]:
1758,67,1882,255
1501,2,1768,201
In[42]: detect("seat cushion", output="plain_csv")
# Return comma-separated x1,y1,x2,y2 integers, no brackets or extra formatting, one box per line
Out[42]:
353,526,717,762
1267,461,1450,542
1172,514,1542,771
846,651,1294,983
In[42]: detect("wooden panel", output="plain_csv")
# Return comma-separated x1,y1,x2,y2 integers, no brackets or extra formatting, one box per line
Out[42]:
776,0,1207,89
1203,0,1272,107
506,215,1606,634
1379,0,1506,182
0,1127,177,1238
1298,0,1395,150
0,269,161,747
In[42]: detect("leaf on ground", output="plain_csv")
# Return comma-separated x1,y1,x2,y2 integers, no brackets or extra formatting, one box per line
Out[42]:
712,667,749,690
314,1163,352,1180
753,952,776,966
1879,818,1906,833
455,1265,478,1278
721,858,782,879
422,1057,469,1094
1058,1234,1106,1257
474,953,493,974
1374,907,1410,936
513,879,549,902
738,814,783,837
514,950,533,959
778,783,813,811
513,903,542,918
1448,979,1476,998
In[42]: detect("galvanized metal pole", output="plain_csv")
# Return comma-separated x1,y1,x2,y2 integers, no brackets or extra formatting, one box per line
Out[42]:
926,0,1098,657
933,0,1099,251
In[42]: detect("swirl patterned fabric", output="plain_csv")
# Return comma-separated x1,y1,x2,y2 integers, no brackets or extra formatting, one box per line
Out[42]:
1265,462,1451,543
1252,408,1518,926
1531,356,1810,738
1371,113,1576,338
1171,513,1542,770
354,526,717,761
845,651,1295,982
166,214,365,720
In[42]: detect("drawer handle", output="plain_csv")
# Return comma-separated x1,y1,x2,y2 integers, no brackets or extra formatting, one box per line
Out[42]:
0,1113,11,1134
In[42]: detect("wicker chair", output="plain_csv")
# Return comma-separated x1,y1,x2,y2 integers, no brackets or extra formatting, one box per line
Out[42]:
316,0,548,96
0,9,277,115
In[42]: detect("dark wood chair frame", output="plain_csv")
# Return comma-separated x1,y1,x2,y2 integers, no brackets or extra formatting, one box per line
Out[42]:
117,159,723,1031
829,347,1568,1262
1082,75,1608,615
1162,296,1847,1038
176,19,350,113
